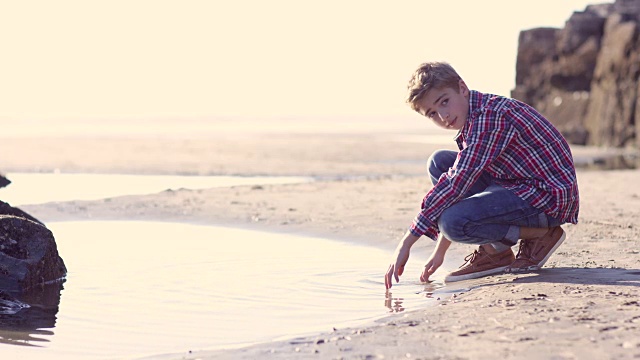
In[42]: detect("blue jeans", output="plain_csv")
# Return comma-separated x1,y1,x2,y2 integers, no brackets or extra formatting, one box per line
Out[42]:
428,150,562,252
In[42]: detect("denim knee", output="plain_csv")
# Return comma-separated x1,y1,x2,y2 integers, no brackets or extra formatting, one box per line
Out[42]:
437,207,471,244
428,150,457,186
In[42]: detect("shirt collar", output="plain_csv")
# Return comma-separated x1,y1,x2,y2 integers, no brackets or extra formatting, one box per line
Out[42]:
453,90,482,143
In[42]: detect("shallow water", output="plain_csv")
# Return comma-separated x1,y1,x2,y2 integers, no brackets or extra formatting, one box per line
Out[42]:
0,173,445,358
0,173,311,206
0,221,443,359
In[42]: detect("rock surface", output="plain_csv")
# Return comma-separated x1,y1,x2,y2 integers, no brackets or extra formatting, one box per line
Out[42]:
0,208,67,293
0,175,10,189
512,0,640,148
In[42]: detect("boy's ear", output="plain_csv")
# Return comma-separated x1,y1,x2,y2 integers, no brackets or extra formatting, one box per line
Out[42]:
458,79,469,95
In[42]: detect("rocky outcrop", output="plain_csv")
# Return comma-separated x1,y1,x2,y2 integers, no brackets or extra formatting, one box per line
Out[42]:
0,210,67,293
0,173,67,293
0,176,66,337
512,0,640,148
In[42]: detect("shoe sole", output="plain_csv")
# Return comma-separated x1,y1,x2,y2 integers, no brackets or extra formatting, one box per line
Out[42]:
444,265,509,283
505,264,539,273
537,230,566,268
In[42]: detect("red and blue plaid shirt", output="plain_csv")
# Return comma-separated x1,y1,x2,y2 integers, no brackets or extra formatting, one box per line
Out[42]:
410,90,580,240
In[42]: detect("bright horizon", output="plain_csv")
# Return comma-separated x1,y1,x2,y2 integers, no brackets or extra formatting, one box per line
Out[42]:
1,0,605,121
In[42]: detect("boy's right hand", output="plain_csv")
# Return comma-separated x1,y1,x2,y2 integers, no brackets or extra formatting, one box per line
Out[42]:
384,245,410,290
384,231,421,290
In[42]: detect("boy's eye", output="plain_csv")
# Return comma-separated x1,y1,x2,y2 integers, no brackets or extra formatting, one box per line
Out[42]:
428,111,436,119
442,99,448,105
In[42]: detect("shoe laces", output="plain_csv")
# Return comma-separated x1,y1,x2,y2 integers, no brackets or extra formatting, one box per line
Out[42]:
516,239,533,259
459,249,482,268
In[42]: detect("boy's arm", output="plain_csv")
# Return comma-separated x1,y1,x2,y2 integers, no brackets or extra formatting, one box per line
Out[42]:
412,120,517,240
420,234,451,282
384,230,420,289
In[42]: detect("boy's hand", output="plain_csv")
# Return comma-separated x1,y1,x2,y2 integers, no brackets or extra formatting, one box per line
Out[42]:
420,253,444,282
384,244,411,289
419,236,450,282
384,231,421,289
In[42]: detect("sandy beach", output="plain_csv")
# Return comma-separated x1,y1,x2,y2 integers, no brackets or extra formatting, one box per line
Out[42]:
1,132,639,359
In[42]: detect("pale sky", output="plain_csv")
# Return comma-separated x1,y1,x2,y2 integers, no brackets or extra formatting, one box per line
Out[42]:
0,0,605,120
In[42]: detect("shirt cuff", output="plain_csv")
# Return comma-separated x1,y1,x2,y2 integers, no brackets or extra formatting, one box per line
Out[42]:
409,220,439,241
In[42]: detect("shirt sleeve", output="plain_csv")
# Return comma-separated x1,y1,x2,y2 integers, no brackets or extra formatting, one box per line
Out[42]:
409,115,517,240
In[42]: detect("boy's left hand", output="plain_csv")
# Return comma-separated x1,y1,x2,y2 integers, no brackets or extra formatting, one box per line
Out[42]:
420,253,444,282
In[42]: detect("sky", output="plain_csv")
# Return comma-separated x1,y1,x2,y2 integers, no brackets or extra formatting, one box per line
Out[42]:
0,0,606,121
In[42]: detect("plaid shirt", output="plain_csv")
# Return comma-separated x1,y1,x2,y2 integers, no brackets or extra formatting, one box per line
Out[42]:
410,90,580,240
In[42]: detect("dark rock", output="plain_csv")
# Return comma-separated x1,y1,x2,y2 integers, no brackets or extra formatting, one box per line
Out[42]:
512,0,640,148
0,175,67,294
0,200,65,342
0,175,10,189
0,214,66,293
514,27,559,90
557,8,608,56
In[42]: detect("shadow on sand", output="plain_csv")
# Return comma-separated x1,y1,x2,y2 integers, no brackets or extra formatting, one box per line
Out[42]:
509,267,640,287
438,267,640,296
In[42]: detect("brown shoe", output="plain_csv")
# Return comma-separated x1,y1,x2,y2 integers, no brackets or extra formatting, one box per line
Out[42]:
444,246,515,282
506,226,566,273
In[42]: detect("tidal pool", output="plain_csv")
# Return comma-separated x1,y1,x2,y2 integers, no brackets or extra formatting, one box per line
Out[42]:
0,221,443,359
0,173,311,206
0,173,447,358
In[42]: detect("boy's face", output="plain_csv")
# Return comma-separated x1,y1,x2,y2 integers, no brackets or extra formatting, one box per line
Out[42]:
415,80,470,131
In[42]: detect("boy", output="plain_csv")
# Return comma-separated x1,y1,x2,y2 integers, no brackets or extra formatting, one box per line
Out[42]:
384,62,579,289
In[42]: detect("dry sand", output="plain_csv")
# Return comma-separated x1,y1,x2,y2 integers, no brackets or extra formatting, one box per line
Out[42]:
1,133,639,360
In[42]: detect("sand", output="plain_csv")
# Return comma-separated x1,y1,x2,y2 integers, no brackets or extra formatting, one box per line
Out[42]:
1,133,639,359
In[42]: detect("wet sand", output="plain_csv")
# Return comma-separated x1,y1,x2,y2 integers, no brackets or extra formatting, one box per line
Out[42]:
1,133,639,359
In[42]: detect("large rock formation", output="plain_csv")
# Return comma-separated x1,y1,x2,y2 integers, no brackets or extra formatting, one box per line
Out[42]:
0,175,66,340
0,203,67,293
512,0,640,148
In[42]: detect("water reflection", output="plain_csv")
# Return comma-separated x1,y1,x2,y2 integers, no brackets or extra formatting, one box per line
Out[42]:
0,281,64,347
385,292,406,313
385,281,442,313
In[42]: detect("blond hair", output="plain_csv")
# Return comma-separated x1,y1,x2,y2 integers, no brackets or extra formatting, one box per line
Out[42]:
406,62,462,111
